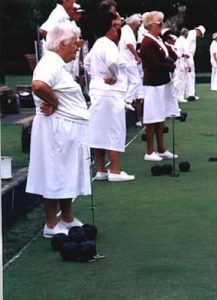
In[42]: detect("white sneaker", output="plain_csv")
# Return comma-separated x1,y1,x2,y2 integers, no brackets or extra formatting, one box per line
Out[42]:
95,171,108,180
178,97,188,103
144,152,163,161
125,102,135,111
135,121,143,127
43,223,68,238
108,171,135,182
195,95,200,100
59,217,83,229
157,150,178,159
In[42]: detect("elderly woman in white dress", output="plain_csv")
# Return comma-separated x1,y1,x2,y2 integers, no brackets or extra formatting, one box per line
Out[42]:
84,12,135,182
210,32,217,91
140,11,180,162
26,23,91,238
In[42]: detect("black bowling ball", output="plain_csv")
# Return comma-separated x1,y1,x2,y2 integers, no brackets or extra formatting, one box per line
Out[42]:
151,165,162,176
51,233,68,251
79,240,97,262
179,161,190,172
82,224,98,241
68,226,87,243
163,126,169,133
60,242,80,261
141,133,147,141
161,164,173,175
179,111,188,122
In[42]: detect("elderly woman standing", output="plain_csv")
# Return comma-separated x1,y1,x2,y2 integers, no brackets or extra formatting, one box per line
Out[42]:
26,23,91,238
84,12,135,182
140,11,180,161
210,32,217,91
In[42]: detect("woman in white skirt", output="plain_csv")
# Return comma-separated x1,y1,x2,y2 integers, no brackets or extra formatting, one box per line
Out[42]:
84,12,135,182
140,11,180,161
26,23,91,238
210,32,217,91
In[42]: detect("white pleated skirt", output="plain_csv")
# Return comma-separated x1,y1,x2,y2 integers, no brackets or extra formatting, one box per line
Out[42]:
143,82,180,124
211,67,217,91
89,91,126,152
26,115,91,199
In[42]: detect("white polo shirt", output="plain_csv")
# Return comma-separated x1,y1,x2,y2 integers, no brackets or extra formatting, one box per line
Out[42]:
33,51,89,121
40,4,70,32
210,40,217,67
119,24,137,66
84,37,127,94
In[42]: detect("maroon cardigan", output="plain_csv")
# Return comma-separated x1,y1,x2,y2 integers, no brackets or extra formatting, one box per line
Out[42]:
140,35,177,86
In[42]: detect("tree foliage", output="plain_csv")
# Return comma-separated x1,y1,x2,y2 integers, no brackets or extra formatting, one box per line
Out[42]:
1,0,217,74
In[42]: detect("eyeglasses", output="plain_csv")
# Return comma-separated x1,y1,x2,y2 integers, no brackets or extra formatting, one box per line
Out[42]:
154,22,163,27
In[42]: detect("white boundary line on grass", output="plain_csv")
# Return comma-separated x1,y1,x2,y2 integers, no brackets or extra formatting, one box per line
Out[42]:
3,127,145,270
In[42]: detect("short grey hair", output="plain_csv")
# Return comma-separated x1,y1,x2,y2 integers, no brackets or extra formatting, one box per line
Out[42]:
125,14,142,25
46,23,79,51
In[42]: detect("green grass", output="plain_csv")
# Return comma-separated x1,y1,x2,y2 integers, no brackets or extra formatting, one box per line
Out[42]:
1,124,30,171
3,84,217,300
4,75,32,91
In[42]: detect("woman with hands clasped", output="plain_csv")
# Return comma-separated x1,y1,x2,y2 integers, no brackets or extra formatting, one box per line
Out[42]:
26,23,91,238
140,11,180,162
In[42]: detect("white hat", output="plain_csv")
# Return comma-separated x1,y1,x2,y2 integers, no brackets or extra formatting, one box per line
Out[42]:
169,34,177,40
195,25,206,36
73,3,85,12
161,28,171,36
212,32,217,40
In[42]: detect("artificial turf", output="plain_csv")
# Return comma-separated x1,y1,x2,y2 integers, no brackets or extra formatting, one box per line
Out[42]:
3,84,217,300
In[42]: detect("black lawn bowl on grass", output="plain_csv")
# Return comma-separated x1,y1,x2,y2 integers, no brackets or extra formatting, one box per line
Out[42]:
175,111,188,122
161,163,173,175
163,126,169,133
60,242,80,262
151,165,162,176
179,161,191,172
82,224,98,241
51,233,69,251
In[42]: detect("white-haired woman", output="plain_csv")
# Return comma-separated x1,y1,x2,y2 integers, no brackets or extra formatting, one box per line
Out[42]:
140,11,180,161
210,32,217,91
119,13,144,123
26,23,91,238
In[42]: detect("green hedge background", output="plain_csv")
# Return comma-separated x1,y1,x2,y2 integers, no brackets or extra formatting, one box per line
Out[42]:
1,0,217,76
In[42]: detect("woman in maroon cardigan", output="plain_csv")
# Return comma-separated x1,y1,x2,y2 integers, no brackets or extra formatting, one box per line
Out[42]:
140,11,180,161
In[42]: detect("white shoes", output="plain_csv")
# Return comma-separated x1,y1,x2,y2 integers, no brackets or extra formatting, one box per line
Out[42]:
125,102,135,111
178,97,188,103
144,152,163,161
95,171,108,180
43,223,68,238
156,150,178,159
108,171,135,182
59,217,83,229
135,120,143,127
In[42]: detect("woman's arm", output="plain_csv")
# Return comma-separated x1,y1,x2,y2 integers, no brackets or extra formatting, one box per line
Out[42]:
32,80,59,109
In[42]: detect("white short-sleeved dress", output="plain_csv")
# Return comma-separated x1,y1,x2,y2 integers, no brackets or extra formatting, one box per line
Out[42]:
210,40,217,91
26,51,91,199
84,37,127,152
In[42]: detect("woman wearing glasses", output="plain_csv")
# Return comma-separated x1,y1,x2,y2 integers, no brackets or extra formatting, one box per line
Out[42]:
140,11,180,162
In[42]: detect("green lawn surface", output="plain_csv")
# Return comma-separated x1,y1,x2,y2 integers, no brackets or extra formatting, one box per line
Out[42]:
3,84,217,300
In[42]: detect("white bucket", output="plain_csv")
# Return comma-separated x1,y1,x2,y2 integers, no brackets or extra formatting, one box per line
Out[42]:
1,156,12,179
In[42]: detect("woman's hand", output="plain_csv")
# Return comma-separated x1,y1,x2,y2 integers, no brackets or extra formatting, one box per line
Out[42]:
40,102,56,116
104,75,117,85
